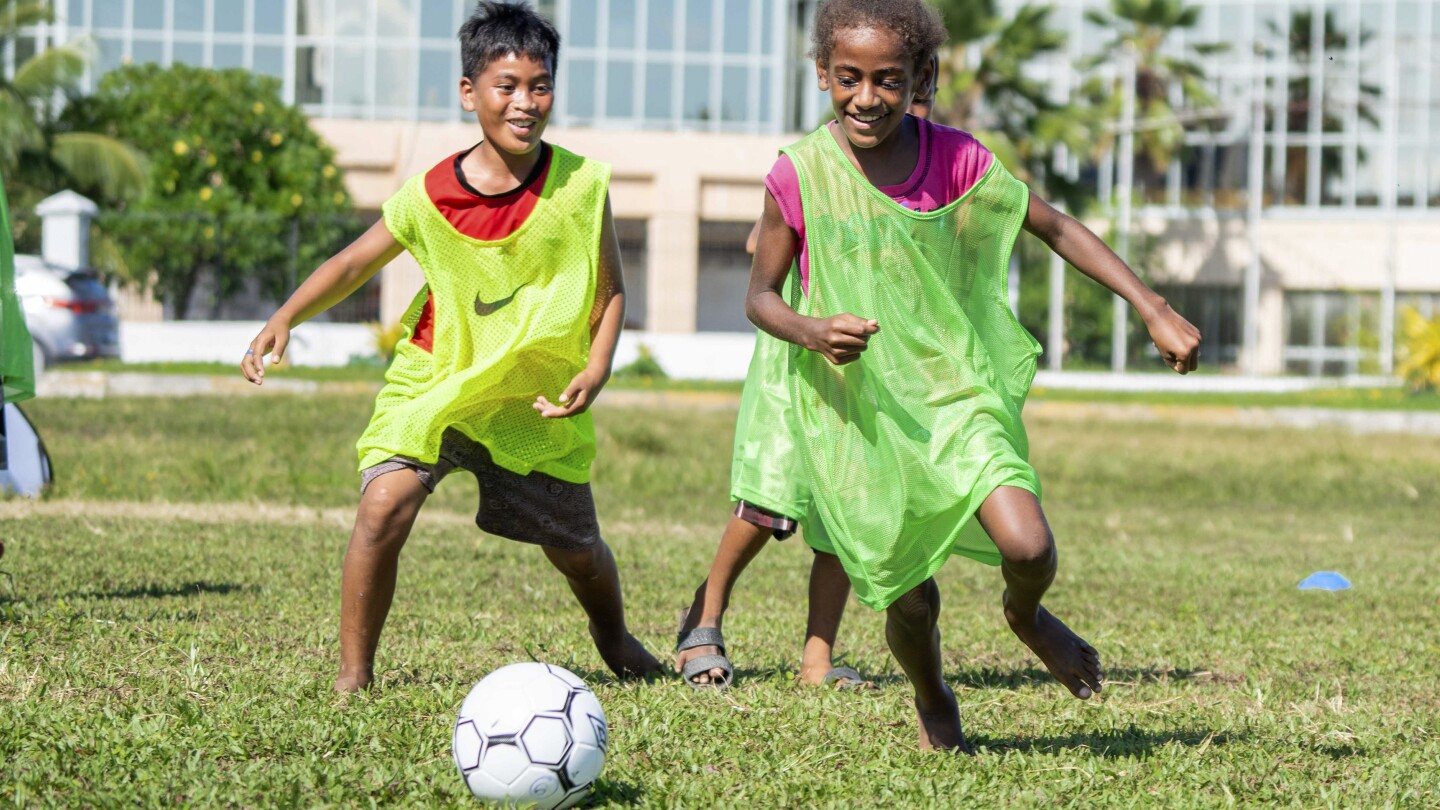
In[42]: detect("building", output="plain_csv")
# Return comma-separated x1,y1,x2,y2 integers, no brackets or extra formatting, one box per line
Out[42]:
9,0,1440,375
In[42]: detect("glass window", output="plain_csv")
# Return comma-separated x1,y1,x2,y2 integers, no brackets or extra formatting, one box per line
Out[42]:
131,38,165,67
644,61,673,120
93,0,124,29
297,0,329,36
296,45,328,104
335,4,368,36
1352,144,1381,206
569,0,597,48
683,62,710,121
333,46,369,106
721,65,747,122
175,1,206,32
133,0,166,31
214,44,245,69
376,0,417,39
67,0,86,27
609,0,636,50
172,41,204,66
376,47,415,109
723,0,750,54
255,0,287,35
254,45,285,79
647,0,676,50
420,0,454,39
419,48,455,108
605,59,635,119
567,58,597,119
685,0,712,51
759,65,772,125
216,0,247,33
1319,145,1344,205
97,36,125,73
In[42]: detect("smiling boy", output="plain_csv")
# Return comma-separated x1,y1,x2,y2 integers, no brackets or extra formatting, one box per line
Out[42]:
241,1,661,692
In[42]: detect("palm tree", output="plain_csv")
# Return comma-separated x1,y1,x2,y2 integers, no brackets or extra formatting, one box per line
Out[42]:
1082,0,1227,201
1268,9,1380,204
1,0,145,219
929,0,1094,211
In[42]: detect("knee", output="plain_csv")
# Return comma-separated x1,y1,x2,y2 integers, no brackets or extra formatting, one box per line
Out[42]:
354,485,422,548
545,543,607,581
887,579,940,632
998,526,1056,571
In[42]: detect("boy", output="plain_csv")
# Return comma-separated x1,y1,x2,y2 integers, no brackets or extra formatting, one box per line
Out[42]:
241,1,661,692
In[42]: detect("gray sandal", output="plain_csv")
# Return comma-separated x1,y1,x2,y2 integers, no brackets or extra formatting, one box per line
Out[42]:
676,626,733,690
822,666,872,690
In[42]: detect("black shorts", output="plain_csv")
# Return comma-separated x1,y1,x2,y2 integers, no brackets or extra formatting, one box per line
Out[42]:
361,429,600,552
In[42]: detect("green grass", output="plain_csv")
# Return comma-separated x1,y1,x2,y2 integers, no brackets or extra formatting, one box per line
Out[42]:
3,395,1438,807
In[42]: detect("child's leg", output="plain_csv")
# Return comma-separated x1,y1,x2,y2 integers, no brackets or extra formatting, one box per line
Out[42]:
337,469,431,692
977,485,1103,699
885,577,970,752
797,551,860,686
675,514,772,684
543,540,663,679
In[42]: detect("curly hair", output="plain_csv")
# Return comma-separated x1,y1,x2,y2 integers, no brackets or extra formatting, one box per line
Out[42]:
810,0,947,70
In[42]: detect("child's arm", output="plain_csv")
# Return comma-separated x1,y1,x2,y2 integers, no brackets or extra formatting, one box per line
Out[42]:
535,195,626,418
1022,192,1202,374
241,221,403,384
746,190,879,365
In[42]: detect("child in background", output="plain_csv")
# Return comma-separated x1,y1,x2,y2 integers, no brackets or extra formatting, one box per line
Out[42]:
746,0,1200,749
676,59,940,691
241,1,661,692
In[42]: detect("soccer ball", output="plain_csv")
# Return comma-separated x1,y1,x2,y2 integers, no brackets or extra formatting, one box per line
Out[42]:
453,663,608,809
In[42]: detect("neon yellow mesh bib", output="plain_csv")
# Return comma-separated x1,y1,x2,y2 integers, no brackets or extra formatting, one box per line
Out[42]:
784,127,1042,610
357,145,609,483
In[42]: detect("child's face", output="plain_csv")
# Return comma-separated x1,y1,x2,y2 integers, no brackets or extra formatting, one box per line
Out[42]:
817,26,930,150
460,53,555,156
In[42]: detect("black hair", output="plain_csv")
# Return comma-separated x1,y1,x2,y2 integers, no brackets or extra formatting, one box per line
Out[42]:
458,1,561,81
810,0,947,71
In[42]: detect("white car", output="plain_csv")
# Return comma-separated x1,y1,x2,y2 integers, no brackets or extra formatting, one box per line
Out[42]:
14,254,120,375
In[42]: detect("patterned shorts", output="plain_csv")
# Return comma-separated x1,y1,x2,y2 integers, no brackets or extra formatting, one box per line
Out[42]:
361,429,600,552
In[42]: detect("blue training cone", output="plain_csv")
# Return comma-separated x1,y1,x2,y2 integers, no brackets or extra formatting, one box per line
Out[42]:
1298,571,1351,591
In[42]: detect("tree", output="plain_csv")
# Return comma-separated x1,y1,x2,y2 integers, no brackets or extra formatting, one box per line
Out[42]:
1268,10,1380,204
0,0,144,221
1082,0,1228,201
67,64,354,318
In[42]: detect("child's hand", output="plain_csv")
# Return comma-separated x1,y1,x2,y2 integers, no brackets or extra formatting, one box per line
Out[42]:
241,318,291,385
803,313,880,365
1144,304,1202,374
534,367,608,418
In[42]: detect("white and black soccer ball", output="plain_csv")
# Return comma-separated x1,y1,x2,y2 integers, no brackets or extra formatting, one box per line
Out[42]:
453,662,608,809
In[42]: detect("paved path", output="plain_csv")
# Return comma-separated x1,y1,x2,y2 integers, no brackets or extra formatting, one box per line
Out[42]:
32,372,1440,436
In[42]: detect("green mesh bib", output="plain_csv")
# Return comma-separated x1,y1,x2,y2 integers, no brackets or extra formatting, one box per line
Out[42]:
357,146,609,483
0,175,35,405
784,127,1042,610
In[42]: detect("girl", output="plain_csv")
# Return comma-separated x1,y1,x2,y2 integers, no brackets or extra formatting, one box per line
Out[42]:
675,60,942,692
746,0,1200,750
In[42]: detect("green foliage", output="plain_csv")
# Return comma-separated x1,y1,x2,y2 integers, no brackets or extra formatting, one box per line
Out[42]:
1081,0,1228,197
1397,307,1440,393
370,321,407,363
0,1,146,213
65,64,353,317
612,344,669,381
4,395,1438,805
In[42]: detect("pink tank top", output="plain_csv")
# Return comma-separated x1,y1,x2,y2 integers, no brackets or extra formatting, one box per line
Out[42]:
764,116,995,293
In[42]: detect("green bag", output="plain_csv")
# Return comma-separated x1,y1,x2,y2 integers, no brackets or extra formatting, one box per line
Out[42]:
1,175,36,405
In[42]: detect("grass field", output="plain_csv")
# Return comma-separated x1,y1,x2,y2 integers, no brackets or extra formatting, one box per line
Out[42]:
3,392,1438,807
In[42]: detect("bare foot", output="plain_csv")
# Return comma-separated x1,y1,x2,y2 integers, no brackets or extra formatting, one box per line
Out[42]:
334,671,373,694
915,686,974,753
591,622,664,680
1003,592,1103,699
798,662,874,690
673,607,727,686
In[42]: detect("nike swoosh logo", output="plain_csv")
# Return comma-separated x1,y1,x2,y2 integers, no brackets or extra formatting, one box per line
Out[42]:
474,283,527,317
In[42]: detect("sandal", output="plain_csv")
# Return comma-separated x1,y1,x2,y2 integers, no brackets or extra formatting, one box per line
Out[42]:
675,623,733,691
821,666,873,690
